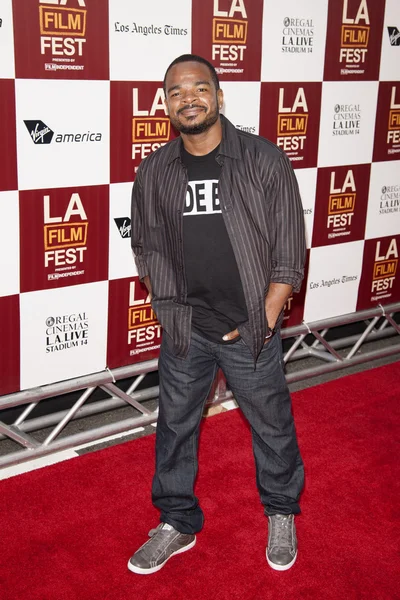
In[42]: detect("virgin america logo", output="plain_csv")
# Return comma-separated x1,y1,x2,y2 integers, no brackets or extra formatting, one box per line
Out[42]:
388,27,400,46
23,119,102,144
24,120,54,144
114,217,131,238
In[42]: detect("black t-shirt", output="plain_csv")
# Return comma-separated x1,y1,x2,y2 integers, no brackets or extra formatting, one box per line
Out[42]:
181,144,248,343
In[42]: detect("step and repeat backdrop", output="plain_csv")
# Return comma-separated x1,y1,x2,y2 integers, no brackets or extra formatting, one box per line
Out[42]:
0,0,399,395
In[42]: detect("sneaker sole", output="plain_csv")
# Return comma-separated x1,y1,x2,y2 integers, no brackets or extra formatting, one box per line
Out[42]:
127,536,196,575
266,550,297,571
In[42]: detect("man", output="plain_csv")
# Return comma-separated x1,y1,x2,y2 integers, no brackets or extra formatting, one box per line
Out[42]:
129,54,305,575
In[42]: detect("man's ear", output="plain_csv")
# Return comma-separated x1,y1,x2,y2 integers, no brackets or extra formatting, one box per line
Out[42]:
217,88,224,110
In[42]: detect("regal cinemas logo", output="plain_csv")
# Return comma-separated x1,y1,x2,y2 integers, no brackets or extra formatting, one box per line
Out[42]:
327,169,356,239
276,87,308,159
212,0,248,73
371,238,398,298
281,16,314,54
45,311,88,353
39,0,87,70
333,103,361,136
132,87,169,171
380,184,400,215
43,193,87,279
128,281,161,354
339,0,370,74
387,86,400,152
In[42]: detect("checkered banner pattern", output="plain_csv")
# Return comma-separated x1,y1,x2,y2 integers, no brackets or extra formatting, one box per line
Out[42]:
0,0,399,395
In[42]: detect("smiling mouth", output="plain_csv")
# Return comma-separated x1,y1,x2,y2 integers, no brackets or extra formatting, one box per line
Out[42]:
178,106,206,117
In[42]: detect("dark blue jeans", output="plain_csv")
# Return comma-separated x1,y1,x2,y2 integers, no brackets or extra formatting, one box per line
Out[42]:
152,331,304,534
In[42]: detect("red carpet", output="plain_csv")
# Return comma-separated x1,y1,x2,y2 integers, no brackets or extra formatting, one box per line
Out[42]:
1,362,399,600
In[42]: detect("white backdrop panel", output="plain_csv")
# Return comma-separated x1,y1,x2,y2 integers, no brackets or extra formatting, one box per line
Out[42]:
261,0,329,82
15,79,110,191
304,240,365,322
221,82,261,135
0,190,19,297
294,167,317,249
317,80,379,167
365,160,400,239
109,182,137,280
379,0,400,81
0,0,15,79
109,0,192,81
20,281,108,390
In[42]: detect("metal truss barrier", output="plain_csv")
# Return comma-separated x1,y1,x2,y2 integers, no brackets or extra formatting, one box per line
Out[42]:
1,303,399,468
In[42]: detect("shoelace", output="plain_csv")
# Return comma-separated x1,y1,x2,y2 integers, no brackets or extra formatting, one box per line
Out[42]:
142,524,175,559
269,515,293,549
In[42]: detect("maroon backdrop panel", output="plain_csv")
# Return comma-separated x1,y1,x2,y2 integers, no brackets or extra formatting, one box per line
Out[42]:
19,185,109,293
282,250,310,329
110,81,178,184
192,0,264,81
0,80,18,192
312,163,370,247
373,81,400,162
259,82,322,169
12,0,109,79
324,0,386,81
0,295,20,396
357,234,400,309
107,276,161,368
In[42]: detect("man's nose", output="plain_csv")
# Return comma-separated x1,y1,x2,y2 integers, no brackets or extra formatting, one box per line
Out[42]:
181,89,198,104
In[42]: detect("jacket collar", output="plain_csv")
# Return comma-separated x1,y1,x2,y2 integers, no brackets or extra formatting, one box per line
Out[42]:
166,114,242,164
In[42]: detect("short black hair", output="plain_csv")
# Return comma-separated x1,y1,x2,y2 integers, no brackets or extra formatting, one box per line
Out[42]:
163,54,220,94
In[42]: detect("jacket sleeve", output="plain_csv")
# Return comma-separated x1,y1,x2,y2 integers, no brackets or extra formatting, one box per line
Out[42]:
130,165,149,280
269,152,306,293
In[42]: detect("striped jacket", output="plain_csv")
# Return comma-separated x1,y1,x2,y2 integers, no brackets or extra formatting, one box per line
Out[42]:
131,115,306,360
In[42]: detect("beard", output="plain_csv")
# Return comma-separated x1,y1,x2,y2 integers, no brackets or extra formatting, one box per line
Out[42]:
171,104,220,135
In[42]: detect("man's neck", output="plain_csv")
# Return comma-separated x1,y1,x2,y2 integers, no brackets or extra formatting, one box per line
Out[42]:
181,118,222,156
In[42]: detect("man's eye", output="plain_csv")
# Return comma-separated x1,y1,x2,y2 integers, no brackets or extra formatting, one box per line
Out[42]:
198,88,207,92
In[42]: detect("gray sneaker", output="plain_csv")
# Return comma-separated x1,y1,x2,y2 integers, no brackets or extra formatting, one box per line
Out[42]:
266,514,297,571
128,523,196,575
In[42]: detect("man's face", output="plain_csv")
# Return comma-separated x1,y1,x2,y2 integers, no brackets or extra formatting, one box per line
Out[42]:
164,61,223,135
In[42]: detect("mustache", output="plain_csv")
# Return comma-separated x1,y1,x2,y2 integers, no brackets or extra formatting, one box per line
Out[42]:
177,104,206,115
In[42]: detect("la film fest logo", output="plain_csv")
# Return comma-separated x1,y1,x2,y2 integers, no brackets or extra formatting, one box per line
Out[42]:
276,87,308,161
327,169,356,240
45,312,88,353
132,87,170,172
212,0,248,75
281,16,314,54
339,0,370,76
39,0,88,72
332,102,361,136
43,193,88,280
380,184,400,215
24,119,102,144
371,239,398,300
387,86,400,155
128,281,161,355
